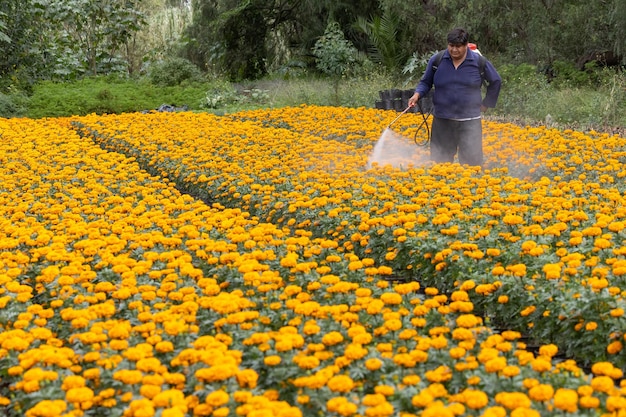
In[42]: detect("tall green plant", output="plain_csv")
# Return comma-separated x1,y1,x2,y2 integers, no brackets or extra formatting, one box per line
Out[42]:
0,11,11,43
354,10,408,72
312,21,359,105
39,0,147,77
0,1,48,90
612,0,626,60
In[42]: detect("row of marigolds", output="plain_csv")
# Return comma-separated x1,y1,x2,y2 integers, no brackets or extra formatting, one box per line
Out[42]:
0,109,622,417
71,106,626,368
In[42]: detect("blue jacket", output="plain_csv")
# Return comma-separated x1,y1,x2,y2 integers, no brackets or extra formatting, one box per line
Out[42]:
415,49,501,120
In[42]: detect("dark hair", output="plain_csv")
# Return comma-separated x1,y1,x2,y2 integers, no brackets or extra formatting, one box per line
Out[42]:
447,28,469,45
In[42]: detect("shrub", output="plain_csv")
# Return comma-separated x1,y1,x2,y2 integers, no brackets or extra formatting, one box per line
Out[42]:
148,57,204,87
0,91,29,118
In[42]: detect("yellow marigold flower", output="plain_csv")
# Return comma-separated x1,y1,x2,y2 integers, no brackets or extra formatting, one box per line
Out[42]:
264,355,281,366
480,406,507,417
363,393,386,407
195,364,237,383
510,409,540,417
485,357,507,373
377,265,393,275
140,384,162,400
531,357,552,373
205,390,229,407
344,344,368,360
161,408,185,417
65,386,94,404
24,400,68,417
528,384,554,401
380,292,403,305
591,375,615,393
449,347,466,359
456,314,481,328
156,341,174,353
425,366,452,383
152,389,186,409
234,369,258,389
363,358,382,371
327,375,355,393
326,396,357,416
494,392,531,410
411,390,434,408
607,341,623,355
61,375,86,390
492,266,506,275
233,390,252,403
463,389,488,409
322,331,344,346
503,365,521,377
503,214,524,225
384,319,402,332
294,355,320,370
591,361,620,377
579,396,600,409
538,344,558,357
582,226,602,236
113,369,143,385
553,388,578,413
606,396,626,412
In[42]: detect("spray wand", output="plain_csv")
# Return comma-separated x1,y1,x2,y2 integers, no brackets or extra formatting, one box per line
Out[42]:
387,103,432,147
386,105,413,129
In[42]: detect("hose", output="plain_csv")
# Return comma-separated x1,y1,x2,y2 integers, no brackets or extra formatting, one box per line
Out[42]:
413,100,432,147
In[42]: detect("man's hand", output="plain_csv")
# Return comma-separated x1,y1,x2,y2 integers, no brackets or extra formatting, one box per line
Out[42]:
408,92,420,108
480,105,488,112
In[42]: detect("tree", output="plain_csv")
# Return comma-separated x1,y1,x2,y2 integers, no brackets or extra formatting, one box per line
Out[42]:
612,0,626,61
354,10,408,72
312,21,359,104
184,0,381,80
38,0,146,77
0,1,49,89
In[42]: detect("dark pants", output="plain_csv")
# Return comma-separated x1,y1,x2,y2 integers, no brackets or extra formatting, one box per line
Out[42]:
430,117,483,166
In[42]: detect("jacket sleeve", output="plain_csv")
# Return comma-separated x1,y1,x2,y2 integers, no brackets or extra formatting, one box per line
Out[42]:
415,54,437,97
482,60,502,108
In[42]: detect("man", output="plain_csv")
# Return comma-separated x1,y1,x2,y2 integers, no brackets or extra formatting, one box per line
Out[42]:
408,28,501,166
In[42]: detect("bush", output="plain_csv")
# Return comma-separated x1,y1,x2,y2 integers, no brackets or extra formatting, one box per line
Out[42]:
199,80,270,110
0,91,29,118
26,76,210,118
148,57,205,87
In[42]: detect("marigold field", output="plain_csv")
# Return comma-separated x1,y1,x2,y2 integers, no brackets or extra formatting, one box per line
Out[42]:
2,105,626,417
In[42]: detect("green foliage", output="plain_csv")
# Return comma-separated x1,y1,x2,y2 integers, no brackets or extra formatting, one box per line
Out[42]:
549,60,595,88
40,0,146,78
19,60,626,135
492,62,626,130
149,57,205,86
312,21,361,104
0,91,29,117
354,10,408,72
0,11,11,43
25,76,209,118
312,22,359,79
402,51,437,87
199,82,270,110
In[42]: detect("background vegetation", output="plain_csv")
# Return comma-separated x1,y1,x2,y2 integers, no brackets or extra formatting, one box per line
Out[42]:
0,0,624,131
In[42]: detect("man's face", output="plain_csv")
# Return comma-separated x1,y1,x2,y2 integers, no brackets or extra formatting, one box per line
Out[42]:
447,43,467,60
